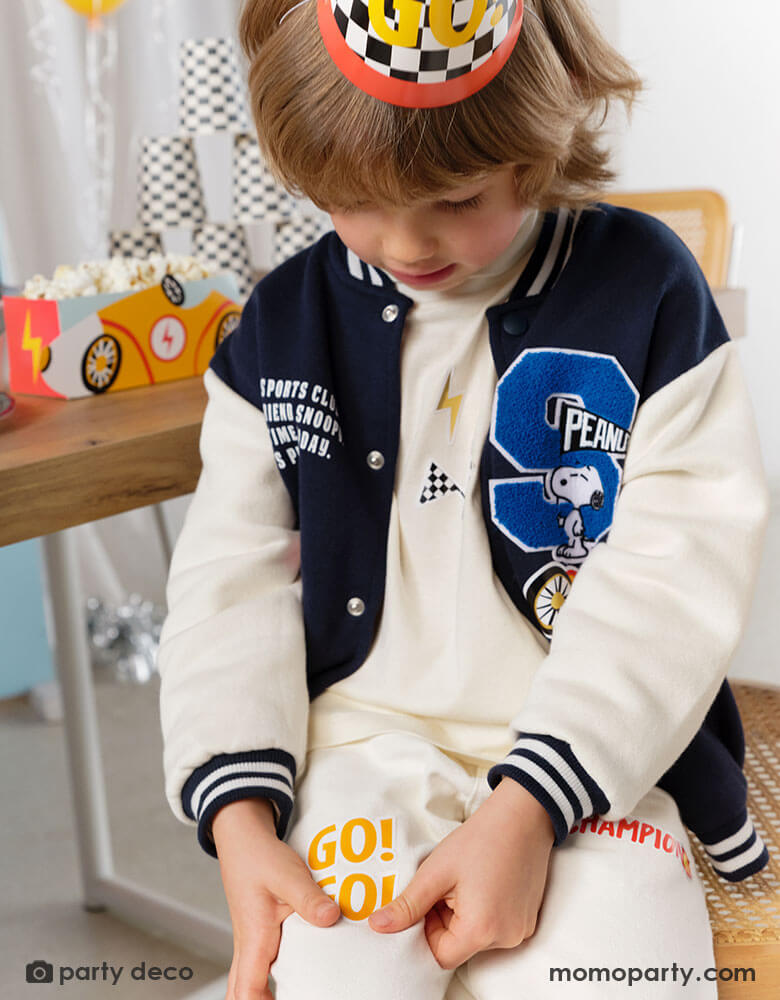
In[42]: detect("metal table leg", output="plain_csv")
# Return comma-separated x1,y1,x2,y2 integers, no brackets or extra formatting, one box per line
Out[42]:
40,528,232,970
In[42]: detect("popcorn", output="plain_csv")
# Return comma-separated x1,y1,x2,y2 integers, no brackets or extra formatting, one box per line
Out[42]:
22,253,216,300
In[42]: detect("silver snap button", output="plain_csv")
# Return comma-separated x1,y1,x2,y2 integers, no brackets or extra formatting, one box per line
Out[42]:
367,450,385,470
382,304,399,323
347,597,366,617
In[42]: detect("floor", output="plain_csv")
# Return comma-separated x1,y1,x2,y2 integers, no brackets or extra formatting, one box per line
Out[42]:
0,675,229,999
2,504,778,999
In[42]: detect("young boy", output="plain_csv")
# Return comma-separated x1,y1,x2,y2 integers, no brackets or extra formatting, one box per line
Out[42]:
158,2,770,997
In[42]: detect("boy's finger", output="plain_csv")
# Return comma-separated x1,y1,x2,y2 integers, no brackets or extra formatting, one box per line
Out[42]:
232,937,278,1000
225,949,241,999
424,912,478,971
231,966,273,999
282,876,341,926
368,859,451,933
264,849,342,927
232,968,274,1000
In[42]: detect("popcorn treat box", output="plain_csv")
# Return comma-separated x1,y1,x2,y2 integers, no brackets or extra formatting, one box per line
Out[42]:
4,273,241,400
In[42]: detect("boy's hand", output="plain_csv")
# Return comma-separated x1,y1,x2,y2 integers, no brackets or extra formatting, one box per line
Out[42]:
212,798,341,1000
367,778,554,970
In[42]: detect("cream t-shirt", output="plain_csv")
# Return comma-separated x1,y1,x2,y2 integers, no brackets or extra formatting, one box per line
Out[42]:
308,210,550,765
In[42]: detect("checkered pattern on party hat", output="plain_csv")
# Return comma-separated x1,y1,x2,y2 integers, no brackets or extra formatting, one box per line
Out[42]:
317,0,524,107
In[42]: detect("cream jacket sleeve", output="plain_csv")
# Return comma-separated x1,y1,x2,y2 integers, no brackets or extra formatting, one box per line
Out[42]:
158,367,308,858
488,338,770,846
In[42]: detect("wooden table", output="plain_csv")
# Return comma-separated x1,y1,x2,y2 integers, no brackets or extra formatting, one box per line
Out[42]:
0,378,233,988
0,378,207,546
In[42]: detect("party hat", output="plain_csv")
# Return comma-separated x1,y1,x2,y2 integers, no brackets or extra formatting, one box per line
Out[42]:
317,0,524,107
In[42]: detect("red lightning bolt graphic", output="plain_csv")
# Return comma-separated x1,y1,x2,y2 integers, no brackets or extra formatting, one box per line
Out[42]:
162,322,174,353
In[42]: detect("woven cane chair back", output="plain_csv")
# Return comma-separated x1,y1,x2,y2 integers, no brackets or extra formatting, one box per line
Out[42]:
604,189,731,288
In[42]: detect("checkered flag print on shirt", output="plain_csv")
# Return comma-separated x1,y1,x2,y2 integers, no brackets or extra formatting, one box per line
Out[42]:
178,38,251,134
331,0,518,85
419,462,465,504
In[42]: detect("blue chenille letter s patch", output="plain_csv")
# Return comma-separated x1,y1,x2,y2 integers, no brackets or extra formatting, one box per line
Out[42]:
489,349,639,570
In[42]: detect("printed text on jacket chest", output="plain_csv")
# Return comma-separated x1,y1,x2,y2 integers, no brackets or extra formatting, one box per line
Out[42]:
259,378,343,469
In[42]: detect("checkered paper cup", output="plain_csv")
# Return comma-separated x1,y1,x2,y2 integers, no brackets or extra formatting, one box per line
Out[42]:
137,136,207,232
178,38,251,135
273,214,332,267
232,135,297,223
109,228,164,259
192,223,254,298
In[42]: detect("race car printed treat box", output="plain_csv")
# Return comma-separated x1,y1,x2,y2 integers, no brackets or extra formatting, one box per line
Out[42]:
4,269,241,400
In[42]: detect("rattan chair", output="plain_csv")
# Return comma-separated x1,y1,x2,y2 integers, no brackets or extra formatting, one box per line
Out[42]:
604,189,734,288
689,682,780,998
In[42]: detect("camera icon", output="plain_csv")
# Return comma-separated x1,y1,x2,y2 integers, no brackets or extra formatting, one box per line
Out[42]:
26,960,54,984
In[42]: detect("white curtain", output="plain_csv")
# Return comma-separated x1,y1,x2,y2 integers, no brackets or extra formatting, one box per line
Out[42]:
0,0,247,606
1,0,248,280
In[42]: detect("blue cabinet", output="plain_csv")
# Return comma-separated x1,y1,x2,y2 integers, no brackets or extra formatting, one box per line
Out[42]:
0,540,54,697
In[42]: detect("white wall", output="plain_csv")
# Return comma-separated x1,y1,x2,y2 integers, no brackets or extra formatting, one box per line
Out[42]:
0,0,245,287
585,0,779,684
602,0,780,487
587,0,619,46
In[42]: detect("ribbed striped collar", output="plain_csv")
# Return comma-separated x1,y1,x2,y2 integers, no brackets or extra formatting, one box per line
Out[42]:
332,206,584,300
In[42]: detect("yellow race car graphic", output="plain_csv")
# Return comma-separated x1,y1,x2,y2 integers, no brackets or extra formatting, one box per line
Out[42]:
5,275,241,399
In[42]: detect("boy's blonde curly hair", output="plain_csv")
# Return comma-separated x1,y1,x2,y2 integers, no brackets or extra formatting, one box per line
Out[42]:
239,0,642,212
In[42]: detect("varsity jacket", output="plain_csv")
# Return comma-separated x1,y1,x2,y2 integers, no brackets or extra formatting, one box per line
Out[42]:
158,203,770,882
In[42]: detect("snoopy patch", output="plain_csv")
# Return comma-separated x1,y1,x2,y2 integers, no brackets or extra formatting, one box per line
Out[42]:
489,349,638,630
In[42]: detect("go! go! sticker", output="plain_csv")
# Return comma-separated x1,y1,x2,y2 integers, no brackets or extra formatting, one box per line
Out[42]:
307,817,398,921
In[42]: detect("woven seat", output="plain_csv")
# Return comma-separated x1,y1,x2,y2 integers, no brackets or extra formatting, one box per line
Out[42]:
689,683,780,997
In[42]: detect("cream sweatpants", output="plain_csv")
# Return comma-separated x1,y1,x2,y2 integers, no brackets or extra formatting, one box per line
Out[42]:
270,732,717,1000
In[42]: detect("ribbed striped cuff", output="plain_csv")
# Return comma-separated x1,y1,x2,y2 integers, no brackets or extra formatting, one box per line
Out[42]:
181,749,296,859
700,812,769,882
487,734,610,846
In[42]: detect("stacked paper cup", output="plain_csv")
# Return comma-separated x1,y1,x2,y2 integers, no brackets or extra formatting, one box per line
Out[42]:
233,133,331,267
178,38,251,136
192,224,253,298
133,36,329,296
109,228,164,260
177,38,254,292
137,136,208,232
232,134,296,224
272,215,332,268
